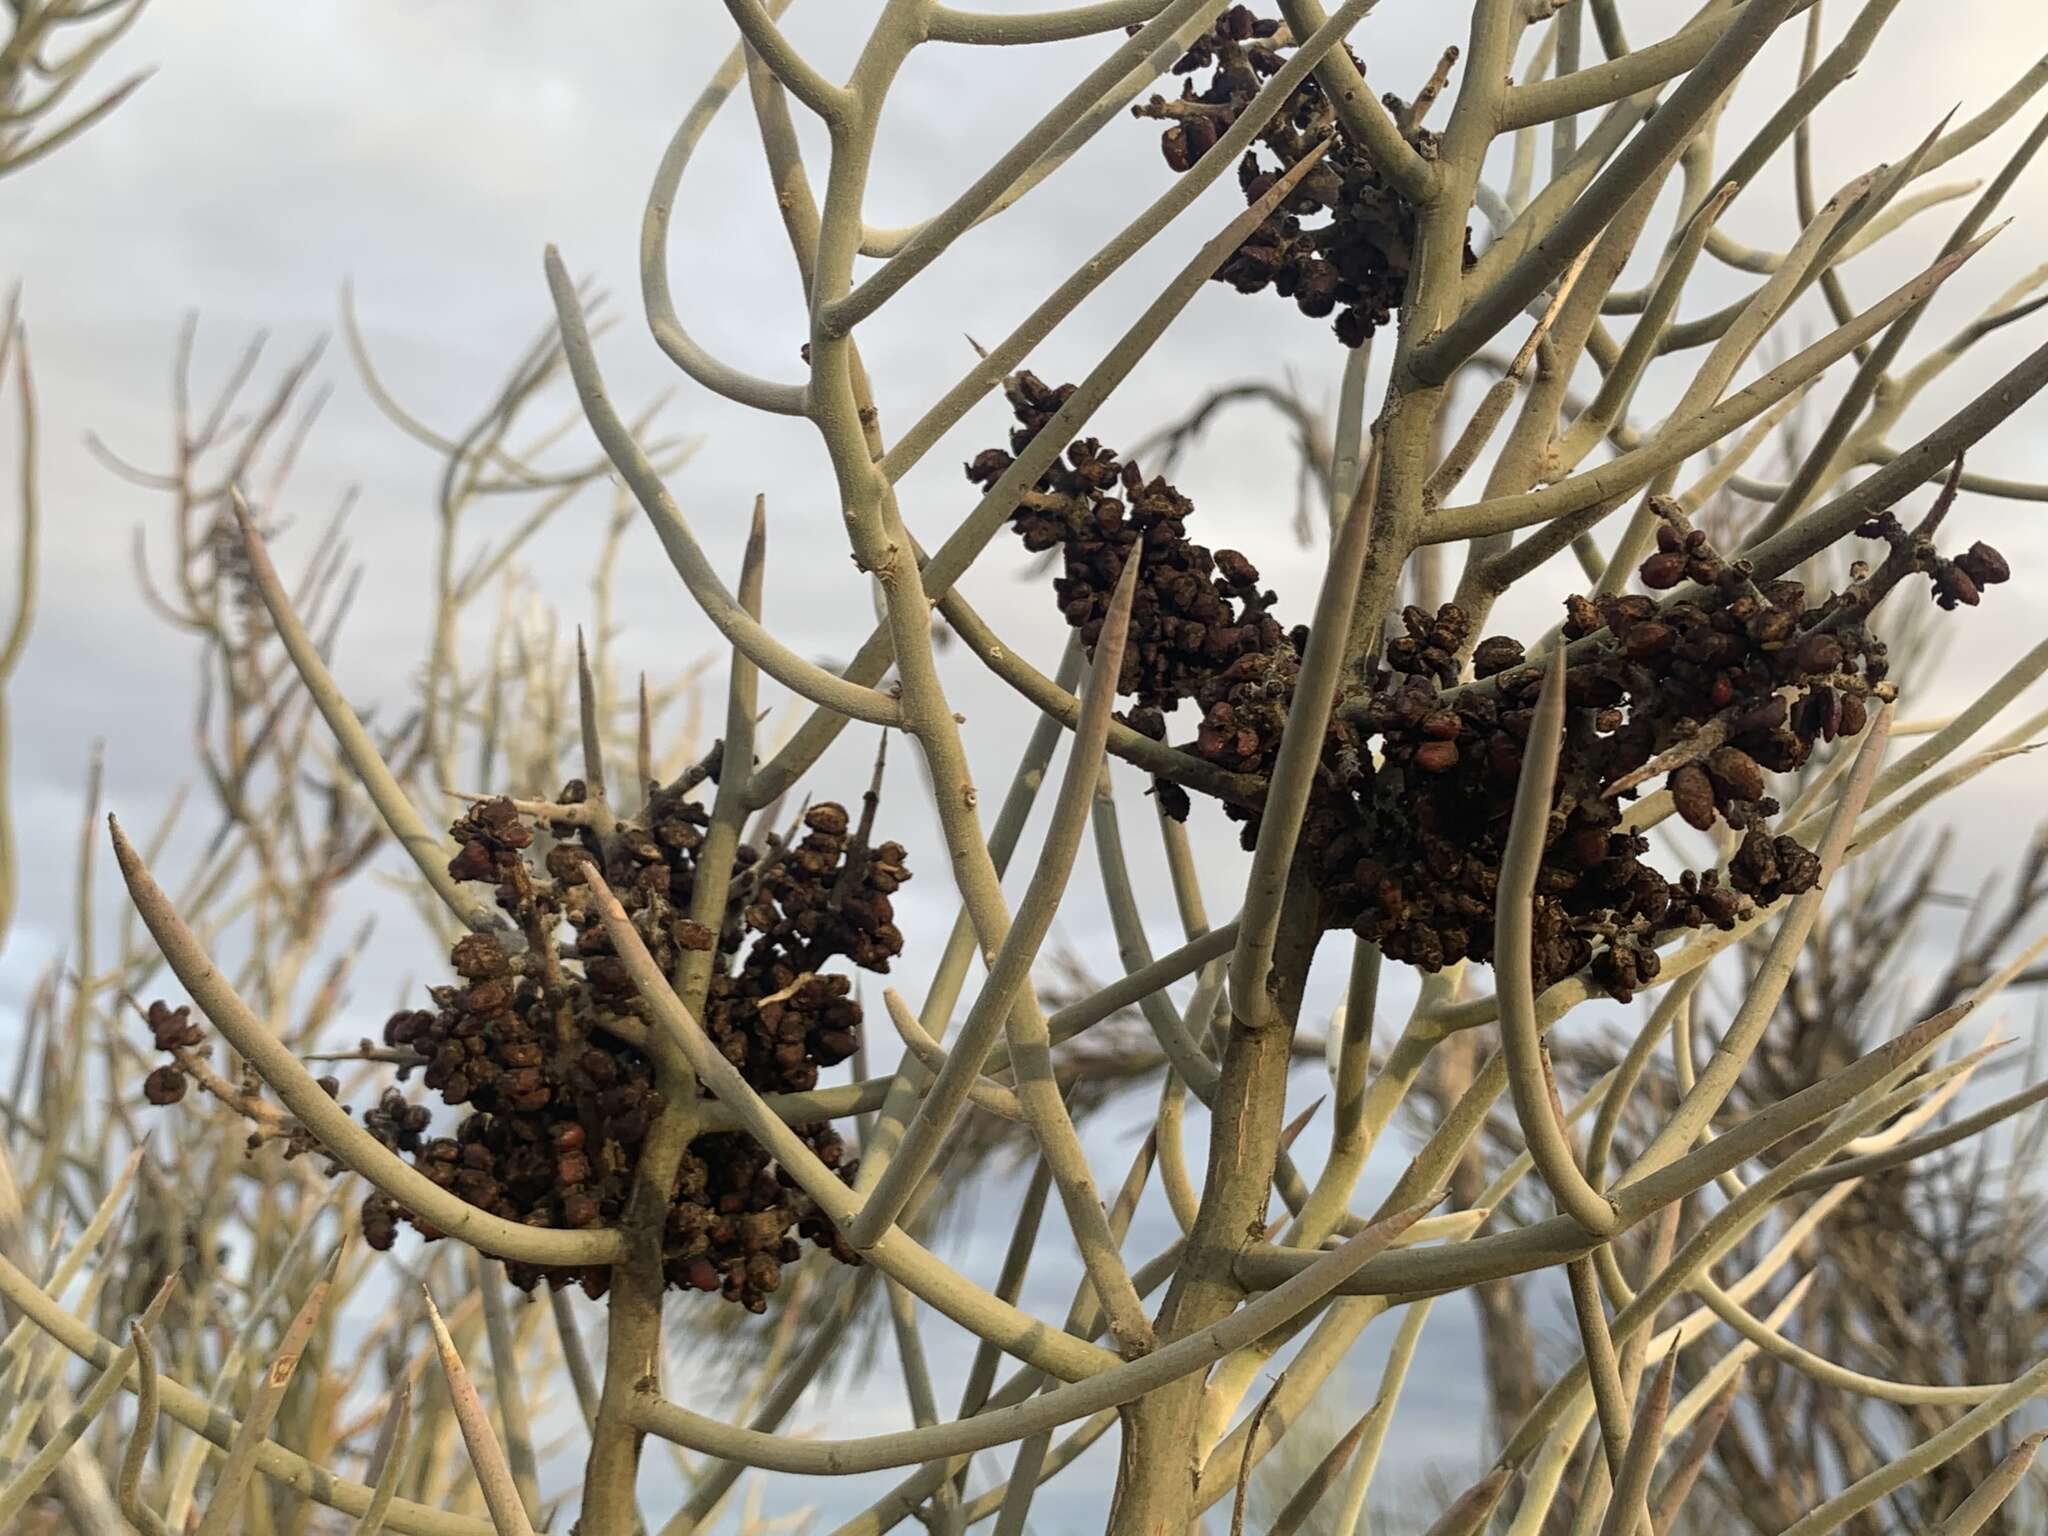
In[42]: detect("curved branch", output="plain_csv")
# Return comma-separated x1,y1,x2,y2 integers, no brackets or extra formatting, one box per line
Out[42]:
859,4,1218,259
109,817,626,1270
925,0,1171,44
823,0,1229,336
0,1277,175,1528
1500,0,1818,131
116,1324,170,1536
879,989,1024,1121
629,1196,1438,1475
721,0,850,123
1494,644,1620,1234
639,4,811,415
1691,1267,2020,1408
547,253,901,728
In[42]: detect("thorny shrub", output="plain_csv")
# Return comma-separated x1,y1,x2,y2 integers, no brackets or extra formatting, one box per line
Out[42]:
89,0,2048,1528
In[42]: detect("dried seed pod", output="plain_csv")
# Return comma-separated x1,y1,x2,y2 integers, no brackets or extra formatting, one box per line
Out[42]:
1671,766,1718,831
1623,622,1676,658
450,933,510,980
1471,635,1525,677
970,369,2008,1010
1955,541,2010,586
1793,632,1844,673
1705,746,1765,805
1413,740,1460,773
1838,693,1869,737
145,1000,205,1051
1935,565,1981,609
1639,551,1688,590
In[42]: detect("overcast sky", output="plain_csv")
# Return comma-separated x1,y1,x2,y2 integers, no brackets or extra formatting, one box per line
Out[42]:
10,1,2048,1528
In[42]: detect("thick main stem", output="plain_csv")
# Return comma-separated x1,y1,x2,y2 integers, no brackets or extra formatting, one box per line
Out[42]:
580,497,761,1536
1107,866,1324,1534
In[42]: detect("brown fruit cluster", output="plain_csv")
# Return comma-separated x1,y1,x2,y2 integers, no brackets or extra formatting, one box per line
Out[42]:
975,380,2006,1001
139,999,343,1161
1132,5,1471,346
141,1000,205,1105
968,369,1299,827
1848,501,2014,613
359,792,910,1309
1336,565,1888,998
1937,542,2012,608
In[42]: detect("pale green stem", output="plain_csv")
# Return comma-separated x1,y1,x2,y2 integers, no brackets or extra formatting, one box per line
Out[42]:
1595,1347,1675,1536
823,0,1226,333
924,0,1174,47
1629,705,1893,1177
1230,444,1379,1019
350,1388,412,1536
116,1323,169,1536
474,1256,542,1524
192,1251,341,1536
630,1201,1436,1474
0,1277,174,1528
1427,229,1992,544
228,493,499,933
1238,999,1968,1297
1497,643,1620,1232
847,563,1151,1351
1775,1358,2048,1536
1929,1432,2047,1536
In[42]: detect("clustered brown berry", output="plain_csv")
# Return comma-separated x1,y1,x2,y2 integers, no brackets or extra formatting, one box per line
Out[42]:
126,783,908,1310
974,378,2008,1002
968,369,1299,827
1132,6,1472,346
1848,503,2013,613
358,792,907,1308
142,999,205,1105
1335,564,1886,998
139,998,343,1161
